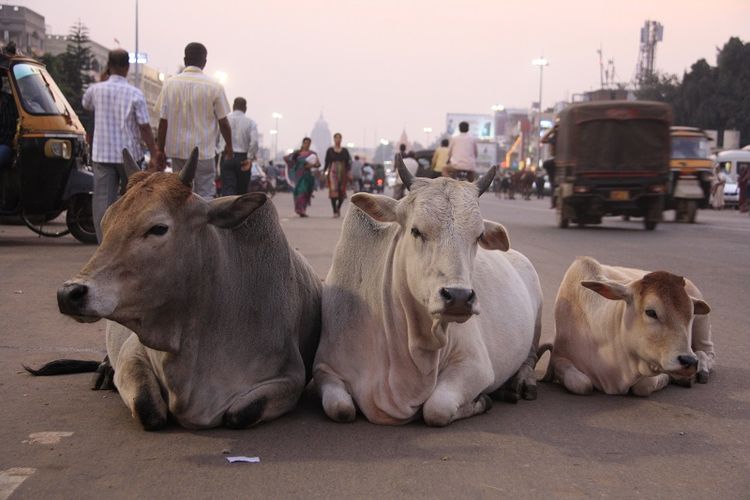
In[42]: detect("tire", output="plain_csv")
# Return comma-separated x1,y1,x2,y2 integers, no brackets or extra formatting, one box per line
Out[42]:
556,202,569,228
686,201,698,223
66,194,97,244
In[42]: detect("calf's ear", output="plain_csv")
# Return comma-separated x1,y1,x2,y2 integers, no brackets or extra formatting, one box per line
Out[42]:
479,220,510,251
691,297,711,315
207,193,267,228
581,280,632,302
351,193,398,223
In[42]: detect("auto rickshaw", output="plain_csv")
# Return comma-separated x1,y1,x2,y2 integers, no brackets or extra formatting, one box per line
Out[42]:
665,126,713,222
0,49,95,243
547,100,672,230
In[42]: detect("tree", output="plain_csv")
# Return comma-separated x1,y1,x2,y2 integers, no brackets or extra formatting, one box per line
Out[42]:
62,21,94,120
636,37,750,146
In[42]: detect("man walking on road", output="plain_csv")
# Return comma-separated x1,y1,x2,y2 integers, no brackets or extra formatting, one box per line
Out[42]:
82,48,159,243
350,155,363,192
220,97,258,195
156,42,232,198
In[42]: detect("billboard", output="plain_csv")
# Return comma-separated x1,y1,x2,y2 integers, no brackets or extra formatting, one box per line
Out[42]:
446,113,494,139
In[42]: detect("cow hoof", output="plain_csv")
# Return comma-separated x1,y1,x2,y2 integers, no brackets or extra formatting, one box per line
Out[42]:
476,393,492,413
224,397,267,429
522,382,538,401
696,370,709,384
326,401,356,423
91,357,115,391
671,376,693,388
134,391,167,431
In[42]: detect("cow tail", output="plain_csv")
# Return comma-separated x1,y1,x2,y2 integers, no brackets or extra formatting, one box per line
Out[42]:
23,359,101,376
536,343,555,382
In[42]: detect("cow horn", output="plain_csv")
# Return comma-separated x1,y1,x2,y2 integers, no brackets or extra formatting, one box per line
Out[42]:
179,147,200,187
396,154,414,190
474,166,497,197
121,148,141,179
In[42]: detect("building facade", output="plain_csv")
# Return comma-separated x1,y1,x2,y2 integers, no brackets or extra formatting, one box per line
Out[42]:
0,4,45,56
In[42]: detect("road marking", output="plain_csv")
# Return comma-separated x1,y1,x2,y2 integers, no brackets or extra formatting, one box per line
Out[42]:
0,468,36,500
22,431,73,445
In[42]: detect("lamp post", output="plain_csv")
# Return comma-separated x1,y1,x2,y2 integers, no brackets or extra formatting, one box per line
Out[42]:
379,138,389,164
269,129,278,161
271,112,283,160
532,57,549,168
423,127,432,148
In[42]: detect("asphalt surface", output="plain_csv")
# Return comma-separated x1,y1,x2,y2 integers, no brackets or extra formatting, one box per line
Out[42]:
1,189,749,499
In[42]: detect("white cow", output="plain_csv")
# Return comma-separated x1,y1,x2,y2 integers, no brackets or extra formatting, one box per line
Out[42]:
544,256,715,396
314,156,543,426
50,149,321,430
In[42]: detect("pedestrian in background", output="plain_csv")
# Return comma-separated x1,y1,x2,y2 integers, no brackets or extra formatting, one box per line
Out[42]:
219,97,258,196
350,154,363,192
431,138,450,178
82,48,159,243
739,163,750,213
0,77,18,168
711,164,727,210
284,137,318,217
324,133,352,217
445,121,478,181
155,42,232,198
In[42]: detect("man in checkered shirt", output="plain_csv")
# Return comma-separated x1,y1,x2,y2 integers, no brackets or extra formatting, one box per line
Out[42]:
82,49,160,243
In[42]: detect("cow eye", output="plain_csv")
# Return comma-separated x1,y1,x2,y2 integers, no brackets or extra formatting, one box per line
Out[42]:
145,224,169,237
645,309,658,319
411,227,423,239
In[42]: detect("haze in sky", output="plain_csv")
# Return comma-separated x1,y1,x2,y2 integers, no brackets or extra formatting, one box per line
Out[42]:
24,0,750,151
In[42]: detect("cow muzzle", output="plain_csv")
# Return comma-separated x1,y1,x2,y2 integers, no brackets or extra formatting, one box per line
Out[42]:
57,282,100,322
433,287,477,322
666,354,699,378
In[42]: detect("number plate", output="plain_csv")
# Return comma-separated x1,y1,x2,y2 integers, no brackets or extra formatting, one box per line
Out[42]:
610,190,630,201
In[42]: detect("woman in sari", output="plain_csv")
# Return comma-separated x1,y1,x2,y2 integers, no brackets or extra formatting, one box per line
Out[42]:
324,133,352,217
284,137,318,217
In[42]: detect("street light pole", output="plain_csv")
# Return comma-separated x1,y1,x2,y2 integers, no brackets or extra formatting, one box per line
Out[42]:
134,0,139,89
271,112,283,161
532,57,549,169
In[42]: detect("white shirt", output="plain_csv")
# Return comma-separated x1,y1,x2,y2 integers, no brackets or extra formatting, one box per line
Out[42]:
221,110,258,157
448,132,478,171
155,66,231,160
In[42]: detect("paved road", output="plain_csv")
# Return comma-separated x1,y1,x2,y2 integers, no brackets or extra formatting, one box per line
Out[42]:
1,191,748,499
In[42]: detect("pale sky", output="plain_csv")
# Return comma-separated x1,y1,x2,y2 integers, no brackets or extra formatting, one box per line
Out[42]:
21,0,750,151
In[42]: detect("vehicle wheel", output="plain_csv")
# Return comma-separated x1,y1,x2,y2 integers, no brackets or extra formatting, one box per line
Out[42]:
22,210,70,237
644,220,657,230
686,201,698,223
66,194,97,244
556,204,569,229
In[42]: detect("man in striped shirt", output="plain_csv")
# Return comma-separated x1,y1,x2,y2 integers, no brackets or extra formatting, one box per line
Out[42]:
82,49,160,243
155,42,232,198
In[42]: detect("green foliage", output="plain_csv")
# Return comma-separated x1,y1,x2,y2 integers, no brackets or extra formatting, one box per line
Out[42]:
636,37,750,146
38,21,94,131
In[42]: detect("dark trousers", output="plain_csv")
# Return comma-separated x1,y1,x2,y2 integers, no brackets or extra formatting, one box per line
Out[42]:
220,152,249,196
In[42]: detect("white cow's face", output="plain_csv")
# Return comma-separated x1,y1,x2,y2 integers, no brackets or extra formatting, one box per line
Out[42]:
581,271,711,378
352,173,509,324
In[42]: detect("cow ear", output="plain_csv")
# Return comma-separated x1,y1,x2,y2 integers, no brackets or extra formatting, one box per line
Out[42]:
581,280,632,302
479,220,510,251
351,193,397,223
691,297,711,315
207,193,267,228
